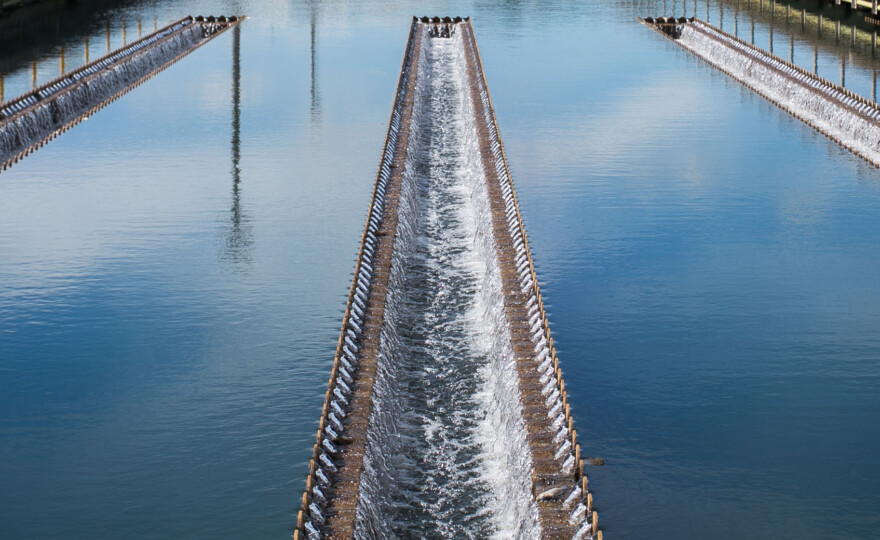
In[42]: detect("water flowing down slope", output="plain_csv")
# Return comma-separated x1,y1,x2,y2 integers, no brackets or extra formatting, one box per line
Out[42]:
0,15,243,172
295,17,598,540
643,17,880,167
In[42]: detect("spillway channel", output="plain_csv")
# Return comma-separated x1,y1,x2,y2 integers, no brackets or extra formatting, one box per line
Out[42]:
0,15,243,172
642,17,880,167
296,17,599,540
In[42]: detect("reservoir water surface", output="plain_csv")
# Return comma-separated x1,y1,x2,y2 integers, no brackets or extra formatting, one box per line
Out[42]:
1,0,879,538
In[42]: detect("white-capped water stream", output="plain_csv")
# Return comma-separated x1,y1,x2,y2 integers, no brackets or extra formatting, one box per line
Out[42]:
354,28,540,539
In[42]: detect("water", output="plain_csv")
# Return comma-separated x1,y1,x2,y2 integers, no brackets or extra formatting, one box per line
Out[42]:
355,29,539,538
668,20,880,164
1,0,880,539
1,18,211,163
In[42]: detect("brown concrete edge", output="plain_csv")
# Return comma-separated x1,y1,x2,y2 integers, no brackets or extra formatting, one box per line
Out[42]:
293,19,422,540
461,20,599,539
0,16,245,173
642,17,880,168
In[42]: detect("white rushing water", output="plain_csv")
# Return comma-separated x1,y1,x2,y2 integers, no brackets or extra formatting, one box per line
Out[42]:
355,27,540,539
0,22,203,164
675,21,880,163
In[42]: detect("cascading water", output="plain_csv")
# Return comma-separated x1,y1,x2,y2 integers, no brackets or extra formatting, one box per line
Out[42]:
668,20,880,163
355,27,540,539
0,17,240,168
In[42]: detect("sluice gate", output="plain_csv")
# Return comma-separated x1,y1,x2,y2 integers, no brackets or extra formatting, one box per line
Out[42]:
642,17,880,167
296,17,599,540
0,15,243,172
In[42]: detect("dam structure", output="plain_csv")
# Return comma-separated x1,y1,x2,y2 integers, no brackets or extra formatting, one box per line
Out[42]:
0,15,243,172
295,17,599,540
642,17,880,167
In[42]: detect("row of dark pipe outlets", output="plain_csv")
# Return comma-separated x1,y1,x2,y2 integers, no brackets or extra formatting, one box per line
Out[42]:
416,16,467,23
0,16,194,120
643,15,696,23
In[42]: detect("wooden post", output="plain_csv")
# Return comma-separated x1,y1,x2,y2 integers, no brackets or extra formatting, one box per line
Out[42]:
814,45,819,74
106,19,111,53
137,19,142,39
874,0,878,15
60,45,65,75
841,55,845,87
85,35,89,64
1,76,4,103
790,33,794,63
32,59,37,89
122,18,127,45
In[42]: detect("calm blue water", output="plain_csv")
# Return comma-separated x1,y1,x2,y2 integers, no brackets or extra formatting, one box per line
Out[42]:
1,0,879,538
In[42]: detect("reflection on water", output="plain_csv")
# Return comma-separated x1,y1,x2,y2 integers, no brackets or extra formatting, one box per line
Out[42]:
222,24,253,269
1,0,880,539
308,0,321,125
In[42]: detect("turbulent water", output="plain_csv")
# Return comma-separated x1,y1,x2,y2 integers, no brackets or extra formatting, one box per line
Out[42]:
355,28,539,539
0,21,203,163
675,21,880,163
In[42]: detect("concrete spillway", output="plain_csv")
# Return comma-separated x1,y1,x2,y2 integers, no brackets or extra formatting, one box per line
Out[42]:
295,17,599,540
642,17,880,167
0,15,243,172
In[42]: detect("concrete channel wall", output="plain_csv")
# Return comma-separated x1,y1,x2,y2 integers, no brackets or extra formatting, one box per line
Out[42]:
295,17,600,540
0,15,243,171
643,17,880,166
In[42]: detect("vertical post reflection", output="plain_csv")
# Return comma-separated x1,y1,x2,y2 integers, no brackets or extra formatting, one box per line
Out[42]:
873,69,877,102
310,1,322,124
232,24,241,186
223,23,253,268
